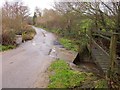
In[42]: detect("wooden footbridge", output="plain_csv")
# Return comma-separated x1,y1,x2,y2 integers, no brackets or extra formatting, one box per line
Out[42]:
73,28,120,87
89,30,120,74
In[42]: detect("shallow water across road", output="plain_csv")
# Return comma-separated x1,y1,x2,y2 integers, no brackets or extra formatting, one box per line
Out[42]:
2,26,77,88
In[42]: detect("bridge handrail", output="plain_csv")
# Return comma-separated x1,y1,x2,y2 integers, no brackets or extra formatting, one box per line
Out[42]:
86,34,110,57
92,30,120,36
86,34,119,60
92,34,120,44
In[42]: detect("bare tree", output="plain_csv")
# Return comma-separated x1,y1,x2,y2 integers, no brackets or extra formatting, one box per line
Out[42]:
2,1,30,32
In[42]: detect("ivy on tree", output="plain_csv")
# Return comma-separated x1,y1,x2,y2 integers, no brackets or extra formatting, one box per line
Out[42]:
33,12,37,25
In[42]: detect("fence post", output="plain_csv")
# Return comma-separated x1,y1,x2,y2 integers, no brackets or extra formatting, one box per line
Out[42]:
108,33,117,87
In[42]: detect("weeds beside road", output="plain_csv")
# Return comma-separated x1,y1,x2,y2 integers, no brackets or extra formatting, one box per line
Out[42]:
0,45,15,52
48,60,108,88
58,38,78,52
1,25,36,52
48,60,86,88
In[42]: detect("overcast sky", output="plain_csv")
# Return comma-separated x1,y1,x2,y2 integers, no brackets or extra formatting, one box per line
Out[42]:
1,0,119,16
1,0,54,16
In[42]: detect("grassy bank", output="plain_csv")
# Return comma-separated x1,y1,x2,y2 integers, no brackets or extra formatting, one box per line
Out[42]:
58,38,78,52
48,60,108,88
1,26,36,52
22,26,36,41
48,60,87,88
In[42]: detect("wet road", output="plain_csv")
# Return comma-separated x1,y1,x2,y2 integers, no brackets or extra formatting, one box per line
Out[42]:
2,26,58,88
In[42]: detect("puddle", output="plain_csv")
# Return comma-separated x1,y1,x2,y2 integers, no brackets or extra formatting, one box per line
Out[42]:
9,62,14,64
53,41,64,49
53,41,60,45
42,32,46,37
48,48,58,59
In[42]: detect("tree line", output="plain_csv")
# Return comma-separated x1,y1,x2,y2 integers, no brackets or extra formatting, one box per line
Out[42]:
34,1,120,46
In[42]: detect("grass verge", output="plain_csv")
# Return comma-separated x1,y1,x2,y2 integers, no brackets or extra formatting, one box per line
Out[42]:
58,38,78,51
48,60,87,88
48,60,108,88
0,45,16,52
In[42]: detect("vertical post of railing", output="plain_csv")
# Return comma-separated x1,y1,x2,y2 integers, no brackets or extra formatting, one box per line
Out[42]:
108,33,117,88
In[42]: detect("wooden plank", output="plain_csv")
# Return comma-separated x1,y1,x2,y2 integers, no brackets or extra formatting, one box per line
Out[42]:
86,34,110,57
92,38,110,57
117,57,120,60
112,32,120,35
92,30,120,37
92,30,112,36
93,34,111,40
92,34,120,44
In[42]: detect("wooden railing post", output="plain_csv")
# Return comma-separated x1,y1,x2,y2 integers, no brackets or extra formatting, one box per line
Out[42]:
110,33,117,72
108,33,117,87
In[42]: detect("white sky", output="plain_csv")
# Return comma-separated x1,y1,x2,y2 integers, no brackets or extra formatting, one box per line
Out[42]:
0,0,54,16
1,0,119,16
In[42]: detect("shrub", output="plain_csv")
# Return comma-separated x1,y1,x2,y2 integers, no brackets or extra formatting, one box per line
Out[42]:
2,29,16,45
22,26,36,41
0,45,15,51
2,1,31,46
2,25,36,46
